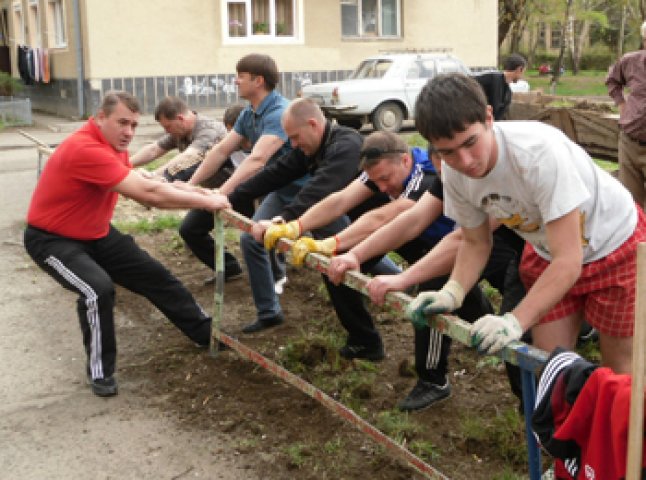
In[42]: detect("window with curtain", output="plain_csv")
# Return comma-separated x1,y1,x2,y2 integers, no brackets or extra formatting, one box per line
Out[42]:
224,0,296,40
46,0,67,48
341,0,400,38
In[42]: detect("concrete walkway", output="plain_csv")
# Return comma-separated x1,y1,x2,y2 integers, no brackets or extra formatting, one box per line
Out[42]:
0,110,255,480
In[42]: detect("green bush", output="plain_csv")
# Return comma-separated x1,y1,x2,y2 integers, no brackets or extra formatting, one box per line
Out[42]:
0,72,23,96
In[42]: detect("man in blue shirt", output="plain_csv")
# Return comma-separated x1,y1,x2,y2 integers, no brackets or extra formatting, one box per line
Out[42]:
183,53,296,290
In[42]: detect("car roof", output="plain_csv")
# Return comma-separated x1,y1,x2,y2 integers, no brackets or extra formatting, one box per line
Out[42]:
362,52,460,61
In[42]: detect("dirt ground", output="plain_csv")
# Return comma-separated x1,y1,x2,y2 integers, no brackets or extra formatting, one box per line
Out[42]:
1,118,535,479
111,199,531,480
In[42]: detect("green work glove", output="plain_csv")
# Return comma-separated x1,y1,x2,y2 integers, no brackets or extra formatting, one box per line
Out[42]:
263,220,301,250
291,236,338,267
470,313,523,355
405,280,464,330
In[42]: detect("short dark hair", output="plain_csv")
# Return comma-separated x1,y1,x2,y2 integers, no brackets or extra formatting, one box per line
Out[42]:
100,90,140,116
415,73,487,141
503,53,527,72
236,53,279,90
359,131,408,170
223,103,245,128
154,96,189,121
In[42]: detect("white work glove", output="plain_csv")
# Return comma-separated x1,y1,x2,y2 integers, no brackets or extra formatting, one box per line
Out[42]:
405,280,464,330
470,312,523,355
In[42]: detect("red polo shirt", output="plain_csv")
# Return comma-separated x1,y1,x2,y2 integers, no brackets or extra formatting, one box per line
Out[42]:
27,118,131,240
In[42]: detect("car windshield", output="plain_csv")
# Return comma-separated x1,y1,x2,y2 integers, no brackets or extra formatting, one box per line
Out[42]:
350,59,393,79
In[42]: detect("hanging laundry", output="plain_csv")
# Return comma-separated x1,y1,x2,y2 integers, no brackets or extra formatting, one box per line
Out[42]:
17,45,33,85
41,48,50,83
33,47,41,83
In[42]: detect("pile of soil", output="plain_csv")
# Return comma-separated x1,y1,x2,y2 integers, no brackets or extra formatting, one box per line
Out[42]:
113,199,534,479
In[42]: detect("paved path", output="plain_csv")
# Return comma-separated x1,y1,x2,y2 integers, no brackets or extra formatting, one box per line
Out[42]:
0,113,255,479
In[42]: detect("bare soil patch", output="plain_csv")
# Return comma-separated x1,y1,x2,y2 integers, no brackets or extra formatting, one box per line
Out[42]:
113,199,531,479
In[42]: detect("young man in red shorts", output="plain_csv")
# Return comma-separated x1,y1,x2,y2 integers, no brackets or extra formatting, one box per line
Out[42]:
408,73,646,374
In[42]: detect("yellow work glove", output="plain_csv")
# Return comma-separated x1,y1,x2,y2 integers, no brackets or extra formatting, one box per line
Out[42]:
263,220,301,250
291,236,338,267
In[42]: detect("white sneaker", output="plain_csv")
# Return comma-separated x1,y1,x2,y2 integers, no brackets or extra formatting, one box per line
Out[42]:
274,276,288,295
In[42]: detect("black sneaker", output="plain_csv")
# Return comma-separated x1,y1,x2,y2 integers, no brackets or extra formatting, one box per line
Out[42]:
397,379,451,411
339,342,385,362
88,375,118,397
241,314,284,334
204,263,243,285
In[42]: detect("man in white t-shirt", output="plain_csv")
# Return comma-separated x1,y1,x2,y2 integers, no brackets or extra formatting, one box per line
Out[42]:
409,72,646,374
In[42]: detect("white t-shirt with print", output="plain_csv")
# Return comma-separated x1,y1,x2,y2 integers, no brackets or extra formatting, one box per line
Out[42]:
442,121,636,263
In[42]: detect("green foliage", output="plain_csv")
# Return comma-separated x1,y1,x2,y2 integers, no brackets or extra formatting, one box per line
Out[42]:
142,151,175,172
526,70,610,96
593,158,618,173
278,332,342,373
284,442,310,468
253,21,269,33
460,407,528,466
476,355,503,370
577,336,601,363
160,231,186,253
323,436,343,454
409,439,441,462
404,132,428,148
113,214,183,234
492,469,525,480
374,409,422,443
0,72,23,96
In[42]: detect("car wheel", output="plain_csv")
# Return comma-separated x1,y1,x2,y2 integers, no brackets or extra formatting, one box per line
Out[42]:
371,102,404,133
337,117,363,130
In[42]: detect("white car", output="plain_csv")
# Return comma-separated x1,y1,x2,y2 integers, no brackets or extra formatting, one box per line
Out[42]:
300,52,471,133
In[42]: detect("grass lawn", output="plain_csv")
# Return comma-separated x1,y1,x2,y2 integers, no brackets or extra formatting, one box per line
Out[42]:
525,69,611,98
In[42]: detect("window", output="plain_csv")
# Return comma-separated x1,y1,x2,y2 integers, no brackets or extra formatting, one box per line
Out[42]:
536,22,546,49
27,0,41,46
12,1,25,45
550,22,562,49
351,59,392,79
223,0,300,43
341,0,400,38
46,0,67,48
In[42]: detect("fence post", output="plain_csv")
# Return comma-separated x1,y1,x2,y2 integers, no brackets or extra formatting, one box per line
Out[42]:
209,211,225,357
626,243,646,478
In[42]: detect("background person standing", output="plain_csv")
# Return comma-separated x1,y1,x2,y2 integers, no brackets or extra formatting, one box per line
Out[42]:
606,21,646,209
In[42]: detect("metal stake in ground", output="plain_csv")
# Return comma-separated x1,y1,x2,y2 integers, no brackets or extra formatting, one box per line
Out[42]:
210,211,225,357
626,243,646,479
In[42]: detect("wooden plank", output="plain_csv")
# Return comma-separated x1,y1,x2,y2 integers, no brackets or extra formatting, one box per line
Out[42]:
626,243,646,479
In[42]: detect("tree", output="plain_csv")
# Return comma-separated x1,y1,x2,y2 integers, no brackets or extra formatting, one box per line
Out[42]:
567,0,608,74
499,0,529,47
551,0,573,91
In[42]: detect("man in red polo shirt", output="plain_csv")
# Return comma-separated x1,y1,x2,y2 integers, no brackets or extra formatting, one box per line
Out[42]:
24,91,230,397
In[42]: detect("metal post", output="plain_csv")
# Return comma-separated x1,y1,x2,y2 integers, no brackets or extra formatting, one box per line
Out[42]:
72,0,85,118
210,211,225,357
521,366,541,480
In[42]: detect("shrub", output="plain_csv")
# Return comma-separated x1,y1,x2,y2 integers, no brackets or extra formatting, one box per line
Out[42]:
0,72,24,96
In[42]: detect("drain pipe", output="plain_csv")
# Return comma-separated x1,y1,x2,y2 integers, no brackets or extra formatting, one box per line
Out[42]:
72,0,85,118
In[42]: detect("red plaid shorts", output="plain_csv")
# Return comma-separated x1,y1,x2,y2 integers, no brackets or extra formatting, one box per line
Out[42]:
519,206,646,337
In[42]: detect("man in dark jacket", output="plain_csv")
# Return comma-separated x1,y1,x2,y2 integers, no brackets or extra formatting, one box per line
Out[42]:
473,53,527,120
229,98,396,359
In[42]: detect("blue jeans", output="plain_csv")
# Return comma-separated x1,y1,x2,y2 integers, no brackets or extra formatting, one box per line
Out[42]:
241,184,349,321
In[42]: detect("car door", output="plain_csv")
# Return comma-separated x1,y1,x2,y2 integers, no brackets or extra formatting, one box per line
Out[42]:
404,57,436,115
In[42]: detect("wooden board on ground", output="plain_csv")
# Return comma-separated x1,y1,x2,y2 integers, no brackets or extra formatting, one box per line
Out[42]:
509,92,619,162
